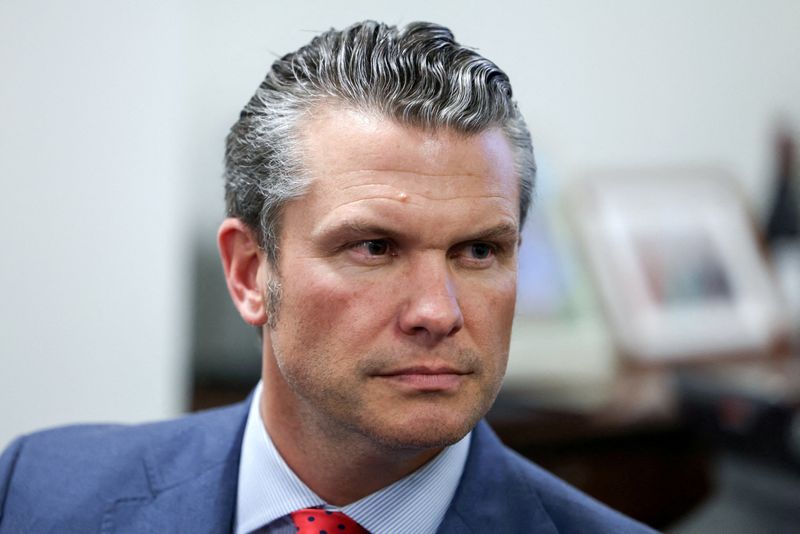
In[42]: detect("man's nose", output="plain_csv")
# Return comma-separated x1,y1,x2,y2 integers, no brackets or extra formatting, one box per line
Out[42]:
397,255,464,341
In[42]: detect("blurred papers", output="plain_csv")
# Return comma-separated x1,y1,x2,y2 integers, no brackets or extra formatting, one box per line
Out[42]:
569,170,785,362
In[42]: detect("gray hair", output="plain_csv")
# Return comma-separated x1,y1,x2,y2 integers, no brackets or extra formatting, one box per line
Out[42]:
224,20,535,265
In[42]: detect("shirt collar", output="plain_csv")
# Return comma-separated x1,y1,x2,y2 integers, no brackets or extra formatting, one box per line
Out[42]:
235,381,471,534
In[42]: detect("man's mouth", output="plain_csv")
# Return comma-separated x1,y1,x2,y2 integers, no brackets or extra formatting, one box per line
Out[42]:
374,365,470,392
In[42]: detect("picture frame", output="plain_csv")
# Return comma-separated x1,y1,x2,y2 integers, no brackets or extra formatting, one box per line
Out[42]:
504,160,617,394
568,170,785,363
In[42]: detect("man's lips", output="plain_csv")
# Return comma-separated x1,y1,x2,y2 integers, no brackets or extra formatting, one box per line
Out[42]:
373,365,470,391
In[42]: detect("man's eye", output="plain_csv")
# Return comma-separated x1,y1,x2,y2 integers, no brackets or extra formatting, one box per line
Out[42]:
468,242,495,260
354,239,391,256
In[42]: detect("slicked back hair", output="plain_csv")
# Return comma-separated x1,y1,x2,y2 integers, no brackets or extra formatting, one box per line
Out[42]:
224,20,535,266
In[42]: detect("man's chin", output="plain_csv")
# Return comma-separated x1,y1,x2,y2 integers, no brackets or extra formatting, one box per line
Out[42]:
359,413,479,452
356,386,501,451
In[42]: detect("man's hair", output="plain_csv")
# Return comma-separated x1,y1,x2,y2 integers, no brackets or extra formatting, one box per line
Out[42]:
224,20,535,265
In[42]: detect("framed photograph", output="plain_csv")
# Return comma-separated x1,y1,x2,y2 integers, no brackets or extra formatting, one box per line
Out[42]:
505,160,616,393
568,170,785,363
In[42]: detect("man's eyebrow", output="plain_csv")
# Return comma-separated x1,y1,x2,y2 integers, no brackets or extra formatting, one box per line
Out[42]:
314,219,402,241
461,222,520,243
315,219,519,243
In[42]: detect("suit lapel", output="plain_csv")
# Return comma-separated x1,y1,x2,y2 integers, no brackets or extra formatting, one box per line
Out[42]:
436,421,558,533
96,402,554,532
101,398,251,534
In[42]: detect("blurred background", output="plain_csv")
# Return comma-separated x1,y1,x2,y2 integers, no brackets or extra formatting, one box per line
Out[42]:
1,0,799,530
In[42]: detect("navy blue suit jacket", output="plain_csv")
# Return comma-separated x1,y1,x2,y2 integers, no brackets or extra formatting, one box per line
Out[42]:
0,399,655,533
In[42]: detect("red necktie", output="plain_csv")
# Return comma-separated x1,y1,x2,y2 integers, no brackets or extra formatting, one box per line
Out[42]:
290,508,368,534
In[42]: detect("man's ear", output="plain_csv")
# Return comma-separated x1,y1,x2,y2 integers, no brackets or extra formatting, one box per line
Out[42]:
217,218,270,326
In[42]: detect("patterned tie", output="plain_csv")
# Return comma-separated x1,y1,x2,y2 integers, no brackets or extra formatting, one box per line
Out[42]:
290,508,368,534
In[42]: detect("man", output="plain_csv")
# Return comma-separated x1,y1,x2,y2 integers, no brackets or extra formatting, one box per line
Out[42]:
0,21,653,533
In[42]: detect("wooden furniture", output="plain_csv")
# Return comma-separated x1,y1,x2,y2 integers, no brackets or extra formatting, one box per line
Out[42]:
488,372,710,530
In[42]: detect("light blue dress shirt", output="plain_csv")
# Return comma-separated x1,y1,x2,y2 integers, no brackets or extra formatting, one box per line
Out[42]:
235,381,471,534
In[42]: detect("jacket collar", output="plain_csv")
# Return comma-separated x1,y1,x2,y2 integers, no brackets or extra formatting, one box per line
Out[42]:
100,399,554,533
101,398,251,534
436,420,557,533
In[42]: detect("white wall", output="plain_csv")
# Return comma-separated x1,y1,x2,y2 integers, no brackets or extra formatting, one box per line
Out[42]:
2,1,799,447
185,0,800,224
0,2,192,447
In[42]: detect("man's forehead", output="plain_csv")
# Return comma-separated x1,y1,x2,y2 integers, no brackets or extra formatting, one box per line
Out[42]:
297,106,518,198
311,180,516,209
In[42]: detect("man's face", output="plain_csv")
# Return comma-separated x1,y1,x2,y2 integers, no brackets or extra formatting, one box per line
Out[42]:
265,107,520,451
